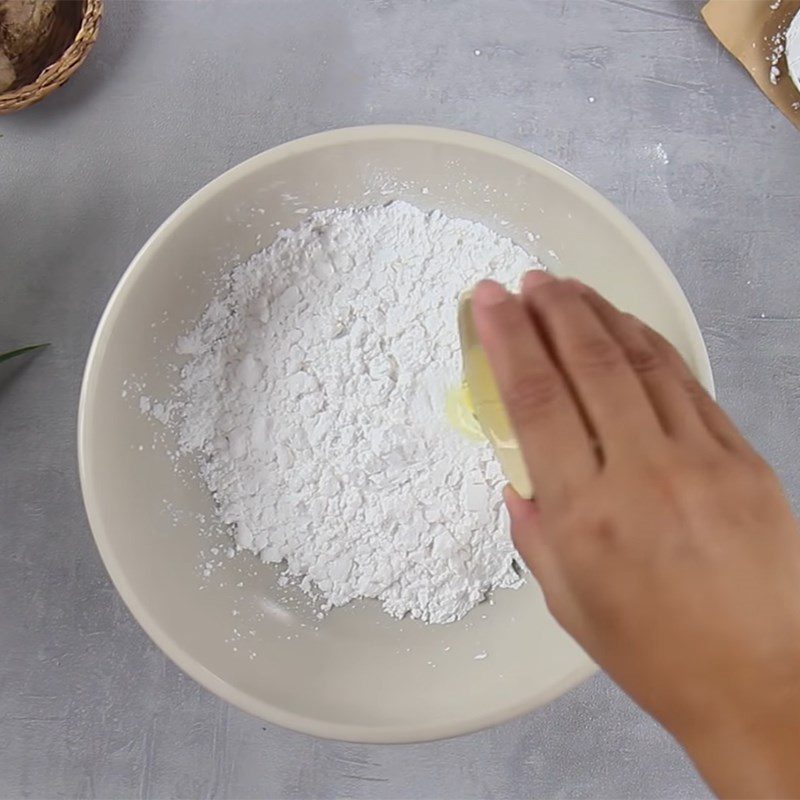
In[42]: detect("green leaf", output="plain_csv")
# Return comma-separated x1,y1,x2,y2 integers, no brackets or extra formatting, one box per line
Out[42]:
0,344,49,364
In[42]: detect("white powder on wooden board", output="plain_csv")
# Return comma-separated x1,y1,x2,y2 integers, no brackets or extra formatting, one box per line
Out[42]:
155,201,540,624
768,27,786,85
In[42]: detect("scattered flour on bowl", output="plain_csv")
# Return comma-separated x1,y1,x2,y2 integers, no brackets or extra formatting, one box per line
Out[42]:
150,201,540,624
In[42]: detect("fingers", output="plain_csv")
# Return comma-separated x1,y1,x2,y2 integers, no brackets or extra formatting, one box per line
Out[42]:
521,273,663,456
640,326,753,454
472,280,597,504
577,285,711,442
526,273,747,455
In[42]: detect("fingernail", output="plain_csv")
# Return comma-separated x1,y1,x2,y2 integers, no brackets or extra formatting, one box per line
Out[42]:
473,280,509,307
522,269,555,291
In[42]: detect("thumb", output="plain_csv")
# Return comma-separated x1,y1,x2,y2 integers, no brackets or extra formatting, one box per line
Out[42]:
504,485,581,634
504,485,548,576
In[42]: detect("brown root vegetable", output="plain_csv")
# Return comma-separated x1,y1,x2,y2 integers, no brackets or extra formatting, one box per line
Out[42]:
0,0,57,88
0,0,57,57
0,0,101,112
0,48,15,91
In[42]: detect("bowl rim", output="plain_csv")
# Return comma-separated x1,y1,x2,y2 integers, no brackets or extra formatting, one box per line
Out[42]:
78,124,713,743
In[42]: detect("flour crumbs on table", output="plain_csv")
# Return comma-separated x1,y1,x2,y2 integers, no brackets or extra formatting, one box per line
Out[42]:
143,201,542,624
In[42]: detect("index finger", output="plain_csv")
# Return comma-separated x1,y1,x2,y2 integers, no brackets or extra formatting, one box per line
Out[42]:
471,279,597,504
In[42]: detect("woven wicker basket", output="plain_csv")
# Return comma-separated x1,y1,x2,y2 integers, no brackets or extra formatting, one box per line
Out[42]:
0,0,102,114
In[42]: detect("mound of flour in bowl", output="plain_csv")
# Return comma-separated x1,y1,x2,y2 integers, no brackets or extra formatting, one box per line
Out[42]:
168,201,537,623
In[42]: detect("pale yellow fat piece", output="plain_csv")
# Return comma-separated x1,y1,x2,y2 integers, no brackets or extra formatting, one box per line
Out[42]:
457,292,534,500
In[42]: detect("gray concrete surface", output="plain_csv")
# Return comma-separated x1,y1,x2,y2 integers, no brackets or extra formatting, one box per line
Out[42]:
2,0,799,797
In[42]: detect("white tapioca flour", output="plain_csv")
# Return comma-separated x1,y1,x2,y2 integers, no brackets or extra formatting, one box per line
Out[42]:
160,201,539,624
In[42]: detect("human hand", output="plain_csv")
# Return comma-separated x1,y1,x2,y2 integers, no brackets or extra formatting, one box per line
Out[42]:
472,273,800,799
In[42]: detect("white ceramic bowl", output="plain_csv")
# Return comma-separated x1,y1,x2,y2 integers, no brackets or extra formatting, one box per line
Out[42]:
787,10,800,94
79,126,713,743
